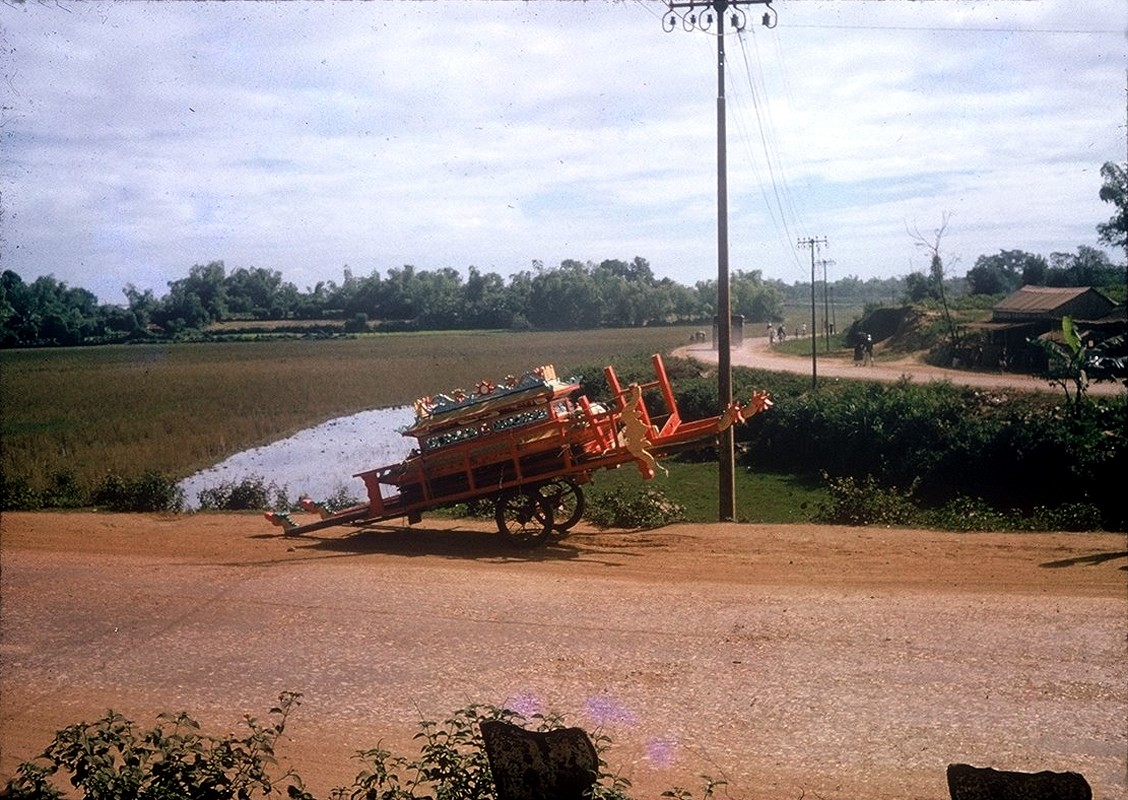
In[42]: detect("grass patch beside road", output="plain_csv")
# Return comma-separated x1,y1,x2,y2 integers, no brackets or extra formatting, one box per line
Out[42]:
588,461,826,524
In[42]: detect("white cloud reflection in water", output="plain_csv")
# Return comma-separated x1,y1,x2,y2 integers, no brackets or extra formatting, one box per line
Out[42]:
179,406,415,510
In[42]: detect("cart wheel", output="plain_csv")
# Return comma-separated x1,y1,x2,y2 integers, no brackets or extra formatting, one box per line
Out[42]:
537,479,585,538
495,491,554,547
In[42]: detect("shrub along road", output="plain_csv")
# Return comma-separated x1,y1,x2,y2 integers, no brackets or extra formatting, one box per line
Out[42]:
1,512,1125,799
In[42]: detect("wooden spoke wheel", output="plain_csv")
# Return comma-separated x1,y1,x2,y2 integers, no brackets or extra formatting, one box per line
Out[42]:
494,491,554,547
536,479,585,538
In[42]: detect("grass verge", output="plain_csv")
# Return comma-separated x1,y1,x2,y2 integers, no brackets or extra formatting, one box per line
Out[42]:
586,460,825,525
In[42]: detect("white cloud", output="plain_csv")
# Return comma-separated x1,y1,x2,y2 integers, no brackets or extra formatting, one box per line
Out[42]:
1,0,1123,303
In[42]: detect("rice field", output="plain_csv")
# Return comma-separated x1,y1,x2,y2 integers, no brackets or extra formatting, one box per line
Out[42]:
0,328,697,490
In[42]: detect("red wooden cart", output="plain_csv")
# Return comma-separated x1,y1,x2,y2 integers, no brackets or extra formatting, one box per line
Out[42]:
265,353,770,545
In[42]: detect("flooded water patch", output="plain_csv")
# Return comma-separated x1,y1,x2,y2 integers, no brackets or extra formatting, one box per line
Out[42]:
178,406,415,509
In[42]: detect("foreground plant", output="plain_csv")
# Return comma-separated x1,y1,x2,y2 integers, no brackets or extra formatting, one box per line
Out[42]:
2,692,305,800
1033,315,1126,407
3,697,718,800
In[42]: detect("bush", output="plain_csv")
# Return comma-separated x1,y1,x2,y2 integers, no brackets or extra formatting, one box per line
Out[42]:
917,495,1020,532
2,693,306,800
197,476,274,511
202,477,353,513
585,485,685,529
0,473,43,510
814,474,916,526
1031,502,1104,532
343,313,369,333
91,472,185,513
322,485,363,510
130,472,186,513
2,470,89,510
4,698,716,800
41,471,86,509
329,703,636,800
447,497,496,519
740,375,1126,531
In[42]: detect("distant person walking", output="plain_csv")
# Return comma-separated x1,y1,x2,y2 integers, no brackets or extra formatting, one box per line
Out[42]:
853,341,864,366
863,334,874,366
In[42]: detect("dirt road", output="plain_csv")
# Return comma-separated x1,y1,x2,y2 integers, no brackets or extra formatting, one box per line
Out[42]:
679,337,1126,396
2,512,1124,799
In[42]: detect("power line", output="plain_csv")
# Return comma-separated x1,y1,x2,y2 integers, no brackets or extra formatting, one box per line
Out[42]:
731,29,808,275
783,23,1121,35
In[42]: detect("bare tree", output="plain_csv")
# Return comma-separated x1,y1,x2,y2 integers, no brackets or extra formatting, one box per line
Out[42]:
908,214,961,358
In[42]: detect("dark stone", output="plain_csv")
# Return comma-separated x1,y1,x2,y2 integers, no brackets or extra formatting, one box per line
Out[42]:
480,719,599,800
947,763,1092,800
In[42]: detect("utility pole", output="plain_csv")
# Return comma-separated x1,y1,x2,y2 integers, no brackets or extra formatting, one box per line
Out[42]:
663,0,777,522
829,284,837,338
819,258,835,351
798,237,827,390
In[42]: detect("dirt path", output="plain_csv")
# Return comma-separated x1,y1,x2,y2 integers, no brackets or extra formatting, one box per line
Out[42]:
2,512,1125,799
678,337,1126,396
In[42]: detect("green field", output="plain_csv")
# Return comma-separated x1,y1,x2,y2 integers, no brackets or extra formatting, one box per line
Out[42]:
1,328,822,522
0,328,694,484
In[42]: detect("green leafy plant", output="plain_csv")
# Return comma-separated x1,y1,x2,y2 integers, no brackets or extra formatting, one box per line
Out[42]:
661,776,726,800
814,473,917,526
0,472,42,511
5,698,715,800
197,476,275,511
41,470,86,509
585,485,685,529
1032,316,1127,408
1031,502,1104,532
91,472,185,513
741,372,1126,530
2,692,306,800
1033,316,1091,406
917,495,1020,532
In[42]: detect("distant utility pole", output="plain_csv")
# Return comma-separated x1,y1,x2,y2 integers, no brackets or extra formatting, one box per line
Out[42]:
663,0,778,522
829,284,837,338
798,236,827,390
819,258,835,351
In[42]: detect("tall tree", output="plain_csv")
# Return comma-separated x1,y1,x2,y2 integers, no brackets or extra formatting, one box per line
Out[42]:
966,250,1044,294
1096,161,1127,254
909,215,960,351
1046,246,1119,287
224,267,288,318
157,261,228,330
730,269,783,322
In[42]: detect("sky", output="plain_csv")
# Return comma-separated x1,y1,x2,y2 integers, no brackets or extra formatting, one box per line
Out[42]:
1,0,1125,305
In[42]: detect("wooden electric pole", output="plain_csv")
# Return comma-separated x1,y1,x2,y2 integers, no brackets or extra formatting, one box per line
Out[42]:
798,237,827,390
663,0,778,521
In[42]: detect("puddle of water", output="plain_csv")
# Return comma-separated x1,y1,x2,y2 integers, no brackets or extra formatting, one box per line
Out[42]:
178,406,416,509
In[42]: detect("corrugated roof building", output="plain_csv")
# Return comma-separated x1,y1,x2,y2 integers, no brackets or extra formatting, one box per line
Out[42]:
991,286,1117,323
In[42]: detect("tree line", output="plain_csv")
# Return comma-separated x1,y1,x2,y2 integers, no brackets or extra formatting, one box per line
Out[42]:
1,247,1121,349
4,159,1124,348
960,245,1124,298
1,257,794,348
4,154,1125,349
